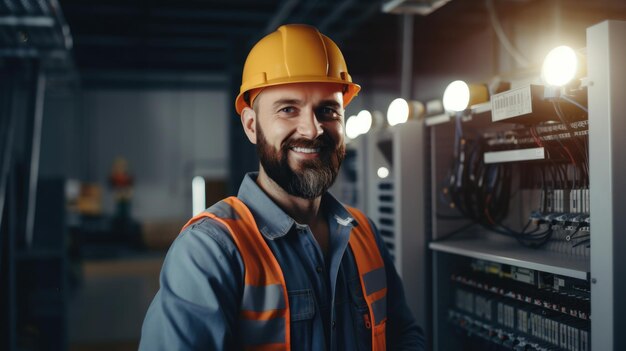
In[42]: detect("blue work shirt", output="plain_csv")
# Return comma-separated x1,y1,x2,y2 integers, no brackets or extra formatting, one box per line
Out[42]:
140,173,424,350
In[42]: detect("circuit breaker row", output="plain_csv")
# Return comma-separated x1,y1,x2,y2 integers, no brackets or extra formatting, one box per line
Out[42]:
446,259,590,350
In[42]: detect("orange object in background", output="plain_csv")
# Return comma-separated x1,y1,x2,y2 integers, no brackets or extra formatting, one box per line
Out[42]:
109,157,134,219
109,157,133,197
73,183,103,216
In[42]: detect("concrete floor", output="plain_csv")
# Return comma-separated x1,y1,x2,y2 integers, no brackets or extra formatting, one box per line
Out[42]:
68,254,164,350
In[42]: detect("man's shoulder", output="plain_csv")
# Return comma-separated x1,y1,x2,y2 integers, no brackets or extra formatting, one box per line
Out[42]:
178,215,237,253
160,215,244,280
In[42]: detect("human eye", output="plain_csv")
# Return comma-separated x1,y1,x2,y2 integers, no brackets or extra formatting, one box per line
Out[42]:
277,106,298,115
317,106,342,120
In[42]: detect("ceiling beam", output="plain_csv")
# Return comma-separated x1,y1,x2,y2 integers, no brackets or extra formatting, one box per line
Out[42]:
318,0,356,32
0,16,54,27
63,4,272,23
264,0,300,34
74,35,230,49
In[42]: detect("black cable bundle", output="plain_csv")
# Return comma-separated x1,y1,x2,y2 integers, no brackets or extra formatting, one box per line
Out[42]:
437,94,590,248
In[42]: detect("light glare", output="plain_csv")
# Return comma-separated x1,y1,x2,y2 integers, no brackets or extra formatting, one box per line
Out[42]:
377,167,390,179
192,176,206,216
345,115,360,139
542,45,578,86
387,98,409,126
442,80,470,112
356,110,373,135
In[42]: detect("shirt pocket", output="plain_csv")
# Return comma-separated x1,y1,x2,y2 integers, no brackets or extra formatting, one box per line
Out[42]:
288,289,315,351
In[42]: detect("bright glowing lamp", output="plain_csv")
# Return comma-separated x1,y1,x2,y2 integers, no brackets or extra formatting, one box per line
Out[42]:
356,110,373,135
443,80,470,112
387,98,409,126
542,45,578,86
377,167,390,179
345,115,360,139
442,80,489,112
386,98,425,126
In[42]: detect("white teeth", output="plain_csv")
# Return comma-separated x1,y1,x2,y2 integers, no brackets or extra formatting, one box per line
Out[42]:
291,147,320,153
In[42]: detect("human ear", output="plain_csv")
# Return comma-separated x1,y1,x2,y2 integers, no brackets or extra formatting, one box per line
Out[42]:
241,107,257,144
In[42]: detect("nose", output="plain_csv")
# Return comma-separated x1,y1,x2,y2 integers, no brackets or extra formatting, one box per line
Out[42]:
296,108,323,139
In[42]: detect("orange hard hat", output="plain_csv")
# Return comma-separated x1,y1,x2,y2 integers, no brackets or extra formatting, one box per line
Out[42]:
235,24,361,114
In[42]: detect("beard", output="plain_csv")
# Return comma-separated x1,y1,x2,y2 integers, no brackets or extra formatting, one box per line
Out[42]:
256,122,345,200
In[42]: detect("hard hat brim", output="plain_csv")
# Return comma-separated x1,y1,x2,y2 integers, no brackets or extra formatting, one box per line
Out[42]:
235,79,361,115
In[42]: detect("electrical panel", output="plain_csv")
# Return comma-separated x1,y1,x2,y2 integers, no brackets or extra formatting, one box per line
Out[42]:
428,21,626,351
448,258,590,351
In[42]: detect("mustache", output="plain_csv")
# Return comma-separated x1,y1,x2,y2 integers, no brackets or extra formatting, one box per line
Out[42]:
282,134,335,150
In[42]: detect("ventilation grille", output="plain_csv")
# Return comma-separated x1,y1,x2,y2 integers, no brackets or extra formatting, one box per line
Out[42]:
376,181,395,262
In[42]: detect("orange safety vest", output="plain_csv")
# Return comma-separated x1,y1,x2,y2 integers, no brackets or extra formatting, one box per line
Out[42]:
181,196,387,350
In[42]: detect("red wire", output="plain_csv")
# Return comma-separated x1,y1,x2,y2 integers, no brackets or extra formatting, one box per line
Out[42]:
562,145,576,166
529,127,544,148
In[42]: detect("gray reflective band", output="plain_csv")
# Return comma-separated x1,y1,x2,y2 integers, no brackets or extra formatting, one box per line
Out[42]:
242,284,285,312
371,295,387,325
363,267,387,296
240,317,286,345
207,201,239,220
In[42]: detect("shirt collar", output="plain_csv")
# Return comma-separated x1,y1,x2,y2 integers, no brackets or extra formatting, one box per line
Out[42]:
237,172,358,240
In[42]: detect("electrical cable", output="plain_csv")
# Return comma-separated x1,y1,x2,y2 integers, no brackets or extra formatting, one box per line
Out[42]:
553,101,589,175
560,94,589,113
572,238,590,248
436,109,589,250
436,214,468,220
434,221,478,242
485,0,530,68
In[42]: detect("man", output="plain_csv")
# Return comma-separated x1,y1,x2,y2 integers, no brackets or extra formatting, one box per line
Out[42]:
140,24,424,351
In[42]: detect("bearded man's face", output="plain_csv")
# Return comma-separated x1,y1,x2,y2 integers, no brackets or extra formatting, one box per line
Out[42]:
256,120,345,199
251,83,346,199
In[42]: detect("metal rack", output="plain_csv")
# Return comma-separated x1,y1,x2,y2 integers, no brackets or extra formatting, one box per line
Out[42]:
1,1,75,350
430,232,589,280
0,0,72,58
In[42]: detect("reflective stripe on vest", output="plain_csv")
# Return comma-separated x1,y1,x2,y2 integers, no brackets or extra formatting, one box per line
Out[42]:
181,197,387,350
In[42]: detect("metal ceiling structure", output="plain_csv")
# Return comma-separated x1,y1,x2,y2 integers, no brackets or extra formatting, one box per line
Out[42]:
59,0,391,88
4,0,626,89
0,0,73,67
58,0,535,89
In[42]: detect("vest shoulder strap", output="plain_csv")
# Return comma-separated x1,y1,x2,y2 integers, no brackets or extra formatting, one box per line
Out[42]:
346,206,388,351
180,197,291,350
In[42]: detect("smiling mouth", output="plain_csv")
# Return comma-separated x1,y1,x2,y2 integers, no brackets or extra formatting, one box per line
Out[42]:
290,146,321,154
